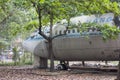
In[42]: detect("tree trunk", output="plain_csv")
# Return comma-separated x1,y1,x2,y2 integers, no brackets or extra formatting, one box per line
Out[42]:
48,39,54,71
49,9,54,71
37,3,54,71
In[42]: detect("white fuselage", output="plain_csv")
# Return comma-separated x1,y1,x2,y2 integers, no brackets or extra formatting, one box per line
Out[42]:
22,13,120,61
23,32,120,61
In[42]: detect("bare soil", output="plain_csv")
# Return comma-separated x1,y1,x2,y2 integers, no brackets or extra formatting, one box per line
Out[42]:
0,66,117,80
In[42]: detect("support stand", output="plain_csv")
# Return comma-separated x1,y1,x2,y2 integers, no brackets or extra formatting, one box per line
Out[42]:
82,61,85,66
33,55,48,69
39,57,48,69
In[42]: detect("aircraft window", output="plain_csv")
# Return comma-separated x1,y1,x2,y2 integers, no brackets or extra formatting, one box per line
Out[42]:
72,29,75,33
68,30,70,33
55,30,57,35
59,30,62,35
47,31,50,33
30,35,35,39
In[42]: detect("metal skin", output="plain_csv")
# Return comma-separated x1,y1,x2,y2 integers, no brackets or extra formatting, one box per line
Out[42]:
23,32,120,61
22,13,120,68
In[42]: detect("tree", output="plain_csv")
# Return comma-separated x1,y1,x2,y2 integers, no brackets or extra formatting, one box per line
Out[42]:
14,0,120,71
62,0,120,40
0,40,9,54
1,0,120,71
12,47,19,65
0,0,36,41
34,0,65,71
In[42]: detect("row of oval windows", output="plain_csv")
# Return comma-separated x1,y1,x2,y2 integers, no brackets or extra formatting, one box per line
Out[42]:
54,28,100,35
30,28,101,39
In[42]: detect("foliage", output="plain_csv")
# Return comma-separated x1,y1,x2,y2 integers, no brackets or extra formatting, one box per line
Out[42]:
20,52,33,64
36,0,67,29
72,22,120,40
0,39,9,53
24,20,38,30
76,0,120,15
0,0,119,40
0,0,37,41
0,51,33,66
59,0,120,26
62,0,120,40
0,61,32,66
0,40,9,48
100,24,120,40
12,47,19,65
11,0,120,71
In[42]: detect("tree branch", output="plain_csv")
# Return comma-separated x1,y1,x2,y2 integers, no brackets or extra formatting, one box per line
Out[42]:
37,3,49,40
38,30,49,40
49,10,53,38
30,1,50,40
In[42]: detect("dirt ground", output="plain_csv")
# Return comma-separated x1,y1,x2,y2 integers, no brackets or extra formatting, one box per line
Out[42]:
0,66,117,80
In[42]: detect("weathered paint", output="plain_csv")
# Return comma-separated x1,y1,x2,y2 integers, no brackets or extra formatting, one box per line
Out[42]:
33,33,120,61
22,13,120,68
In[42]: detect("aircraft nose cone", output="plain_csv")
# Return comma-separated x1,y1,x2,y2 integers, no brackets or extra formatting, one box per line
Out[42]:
22,40,41,53
22,41,27,49
22,40,34,53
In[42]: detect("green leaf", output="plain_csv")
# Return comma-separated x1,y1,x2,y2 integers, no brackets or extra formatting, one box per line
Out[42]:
39,0,45,3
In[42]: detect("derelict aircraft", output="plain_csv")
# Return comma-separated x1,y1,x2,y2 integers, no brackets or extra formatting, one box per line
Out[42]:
22,13,120,69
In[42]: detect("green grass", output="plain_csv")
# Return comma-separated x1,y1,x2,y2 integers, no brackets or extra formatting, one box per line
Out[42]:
0,62,15,66
0,60,33,66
